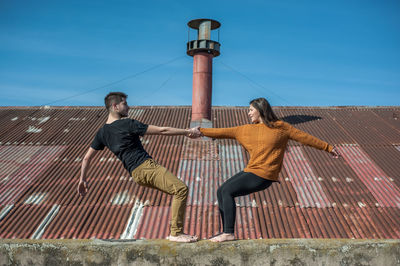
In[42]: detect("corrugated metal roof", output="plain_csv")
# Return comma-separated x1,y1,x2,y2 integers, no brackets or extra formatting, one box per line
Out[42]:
0,106,399,240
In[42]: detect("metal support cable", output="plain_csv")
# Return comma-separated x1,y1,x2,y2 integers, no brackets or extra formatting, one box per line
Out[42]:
218,60,315,124
219,60,292,106
41,55,186,106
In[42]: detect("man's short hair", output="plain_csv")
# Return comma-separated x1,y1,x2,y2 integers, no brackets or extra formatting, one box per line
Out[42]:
104,92,128,112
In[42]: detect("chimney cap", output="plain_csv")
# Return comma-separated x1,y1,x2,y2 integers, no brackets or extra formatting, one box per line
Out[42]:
188,19,221,30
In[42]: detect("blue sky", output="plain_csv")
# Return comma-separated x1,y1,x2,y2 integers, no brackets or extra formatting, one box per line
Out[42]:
0,0,399,107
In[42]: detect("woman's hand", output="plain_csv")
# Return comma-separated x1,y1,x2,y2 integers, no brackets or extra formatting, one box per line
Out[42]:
330,146,341,158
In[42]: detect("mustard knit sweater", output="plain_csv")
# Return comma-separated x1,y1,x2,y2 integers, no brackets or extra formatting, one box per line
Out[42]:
200,121,333,181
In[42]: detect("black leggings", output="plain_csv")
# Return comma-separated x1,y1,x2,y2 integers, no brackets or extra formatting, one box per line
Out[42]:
217,171,273,234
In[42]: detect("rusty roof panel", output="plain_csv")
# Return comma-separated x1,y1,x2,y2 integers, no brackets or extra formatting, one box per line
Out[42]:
371,109,400,131
302,145,378,208
339,145,400,208
0,204,54,238
0,145,66,205
41,204,134,239
255,206,400,239
327,108,399,145
283,146,332,208
0,106,399,240
361,145,400,187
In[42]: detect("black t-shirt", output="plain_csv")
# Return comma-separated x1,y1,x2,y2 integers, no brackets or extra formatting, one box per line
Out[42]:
91,119,151,173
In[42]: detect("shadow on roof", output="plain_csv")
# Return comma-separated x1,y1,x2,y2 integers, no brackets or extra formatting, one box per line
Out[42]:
281,115,321,125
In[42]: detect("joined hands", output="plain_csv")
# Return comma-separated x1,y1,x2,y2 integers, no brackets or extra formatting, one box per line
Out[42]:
186,126,203,139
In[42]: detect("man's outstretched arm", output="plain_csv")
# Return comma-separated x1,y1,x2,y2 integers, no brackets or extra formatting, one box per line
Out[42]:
77,147,97,196
145,125,201,138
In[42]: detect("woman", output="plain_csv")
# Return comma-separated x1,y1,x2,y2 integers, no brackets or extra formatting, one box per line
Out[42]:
199,98,340,242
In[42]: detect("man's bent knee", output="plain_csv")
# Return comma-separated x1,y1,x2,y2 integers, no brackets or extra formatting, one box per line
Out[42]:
175,184,188,198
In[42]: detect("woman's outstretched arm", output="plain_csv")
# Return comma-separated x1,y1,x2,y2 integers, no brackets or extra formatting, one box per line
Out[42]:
200,127,238,139
285,122,338,156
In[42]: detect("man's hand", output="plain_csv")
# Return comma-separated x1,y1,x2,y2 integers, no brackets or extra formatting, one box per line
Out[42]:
330,146,341,159
77,180,89,196
186,126,202,138
78,147,96,197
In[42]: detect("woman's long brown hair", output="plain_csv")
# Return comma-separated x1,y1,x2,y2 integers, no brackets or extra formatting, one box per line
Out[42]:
249,97,278,127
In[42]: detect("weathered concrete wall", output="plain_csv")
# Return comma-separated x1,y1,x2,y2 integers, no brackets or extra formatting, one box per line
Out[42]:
0,239,399,266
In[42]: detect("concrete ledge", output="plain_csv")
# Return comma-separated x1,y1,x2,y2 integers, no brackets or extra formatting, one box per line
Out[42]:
0,239,399,266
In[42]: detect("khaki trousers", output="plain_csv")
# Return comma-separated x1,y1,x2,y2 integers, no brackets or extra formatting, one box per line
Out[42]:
131,159,188,236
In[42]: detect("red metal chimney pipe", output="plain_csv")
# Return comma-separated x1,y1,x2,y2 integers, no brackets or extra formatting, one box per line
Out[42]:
187,19,221,122
192,52,213,121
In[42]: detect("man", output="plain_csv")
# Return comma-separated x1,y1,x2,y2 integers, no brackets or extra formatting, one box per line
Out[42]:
77,92,200,242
